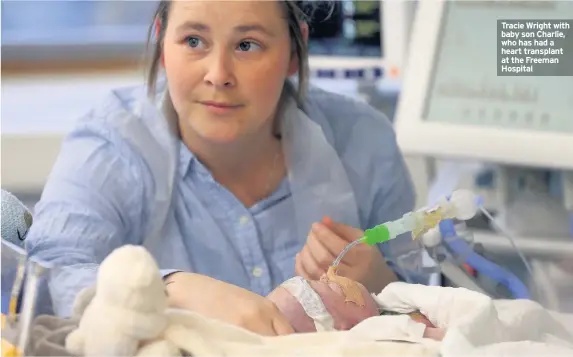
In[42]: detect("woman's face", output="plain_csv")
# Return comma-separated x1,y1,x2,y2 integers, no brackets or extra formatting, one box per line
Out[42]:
162,0,298,145
267,277,380,333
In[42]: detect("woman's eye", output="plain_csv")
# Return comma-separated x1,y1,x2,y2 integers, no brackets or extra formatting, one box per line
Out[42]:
237,41,261,52
186,36,202,48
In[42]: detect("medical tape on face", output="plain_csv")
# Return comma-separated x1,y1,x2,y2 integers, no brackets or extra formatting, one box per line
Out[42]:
280,277,335,332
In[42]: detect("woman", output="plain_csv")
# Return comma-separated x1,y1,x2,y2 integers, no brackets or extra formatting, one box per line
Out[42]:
26,0,421,336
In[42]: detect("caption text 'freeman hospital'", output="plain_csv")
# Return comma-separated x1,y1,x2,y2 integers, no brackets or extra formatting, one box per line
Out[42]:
497,19,572,76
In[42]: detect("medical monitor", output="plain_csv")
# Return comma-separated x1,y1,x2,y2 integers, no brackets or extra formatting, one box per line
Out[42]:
307,1,415,80
395,0,573,170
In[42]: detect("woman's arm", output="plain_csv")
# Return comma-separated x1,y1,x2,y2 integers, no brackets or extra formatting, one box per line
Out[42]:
26,122,146,317
24,119,293,336
164,271,295,336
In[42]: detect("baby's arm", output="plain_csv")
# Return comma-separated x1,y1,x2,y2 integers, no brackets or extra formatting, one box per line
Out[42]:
380,310,446,341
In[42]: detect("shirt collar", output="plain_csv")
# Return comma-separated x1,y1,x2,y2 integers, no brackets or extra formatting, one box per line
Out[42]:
178,140,194,178
178,140,214,181
158,89,195,179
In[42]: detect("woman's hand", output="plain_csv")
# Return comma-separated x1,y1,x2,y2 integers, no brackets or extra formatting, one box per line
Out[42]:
295,216,396,293
165,272,294,336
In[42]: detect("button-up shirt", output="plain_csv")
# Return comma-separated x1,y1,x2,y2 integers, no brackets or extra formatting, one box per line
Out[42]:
26,83,421,317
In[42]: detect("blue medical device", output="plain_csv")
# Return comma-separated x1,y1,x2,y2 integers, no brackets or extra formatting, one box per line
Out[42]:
438,219,531,300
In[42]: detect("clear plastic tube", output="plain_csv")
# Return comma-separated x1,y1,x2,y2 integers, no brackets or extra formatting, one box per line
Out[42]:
331,239,363,267
479,206,535,286
331,189,483,268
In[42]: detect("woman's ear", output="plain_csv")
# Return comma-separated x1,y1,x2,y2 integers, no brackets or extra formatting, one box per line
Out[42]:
300,22,309,43
288,57,298,77
288,22,310,76
155,17,165,67
155,17,161,40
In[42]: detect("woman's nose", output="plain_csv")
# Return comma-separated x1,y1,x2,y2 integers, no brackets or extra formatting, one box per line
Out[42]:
203,50,235,88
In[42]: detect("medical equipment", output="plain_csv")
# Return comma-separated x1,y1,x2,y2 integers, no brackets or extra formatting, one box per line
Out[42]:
395,0,573,169
332,189,482,267
331,183,540,301
308,1,414,81
1,240,56,357
2,241,27,357
429,220,532,299
393,0,573,311
308,2,415,122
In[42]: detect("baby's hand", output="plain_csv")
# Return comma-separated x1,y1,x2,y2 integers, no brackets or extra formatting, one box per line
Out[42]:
408,311,435,328
423,327,446,341
409,311,446,341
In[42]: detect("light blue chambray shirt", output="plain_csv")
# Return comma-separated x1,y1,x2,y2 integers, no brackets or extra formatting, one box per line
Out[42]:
26,83,420,318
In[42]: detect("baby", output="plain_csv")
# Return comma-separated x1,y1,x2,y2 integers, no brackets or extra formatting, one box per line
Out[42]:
267,267,446,340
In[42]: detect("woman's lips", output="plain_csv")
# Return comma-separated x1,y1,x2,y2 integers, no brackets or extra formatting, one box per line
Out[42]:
199,101,243,115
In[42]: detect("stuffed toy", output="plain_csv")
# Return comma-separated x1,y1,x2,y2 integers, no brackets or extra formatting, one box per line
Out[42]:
66,245,222,357
1,189,33,249
65,245,168,356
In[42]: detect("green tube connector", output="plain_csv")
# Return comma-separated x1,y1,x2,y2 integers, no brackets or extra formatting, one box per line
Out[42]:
362,224,391,245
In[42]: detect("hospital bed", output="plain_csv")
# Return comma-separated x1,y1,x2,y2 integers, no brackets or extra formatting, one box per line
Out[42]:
3,237,573,357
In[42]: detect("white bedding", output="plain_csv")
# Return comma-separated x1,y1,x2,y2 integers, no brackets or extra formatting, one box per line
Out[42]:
374,282,573,356
139,282,573,356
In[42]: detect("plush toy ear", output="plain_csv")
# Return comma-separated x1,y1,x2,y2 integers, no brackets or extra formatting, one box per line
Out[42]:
125,264,158,289
121,247,162,289
98,245,162,292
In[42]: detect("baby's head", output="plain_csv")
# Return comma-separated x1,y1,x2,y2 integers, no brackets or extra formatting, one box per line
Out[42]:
268,273,446,340
267,274,379,333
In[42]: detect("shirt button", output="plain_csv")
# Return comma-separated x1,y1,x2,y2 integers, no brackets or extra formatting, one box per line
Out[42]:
239,215,249,225
252,267,263,278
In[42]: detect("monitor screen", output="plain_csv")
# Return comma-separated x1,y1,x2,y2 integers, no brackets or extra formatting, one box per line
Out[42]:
423,1,573,134
307,1,383,57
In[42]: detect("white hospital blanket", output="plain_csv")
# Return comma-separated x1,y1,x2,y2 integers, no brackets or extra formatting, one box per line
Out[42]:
157,307,439,357
141,282,573,356
374,282,573,356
